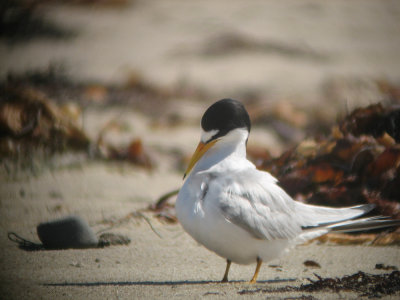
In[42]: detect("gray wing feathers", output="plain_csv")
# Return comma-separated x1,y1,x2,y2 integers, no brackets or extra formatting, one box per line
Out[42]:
216,170,381,242
219,193,302,240
218,172,303,240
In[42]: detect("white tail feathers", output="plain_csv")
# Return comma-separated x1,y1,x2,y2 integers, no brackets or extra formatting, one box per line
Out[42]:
295,204,400,245
327,216,400,233
296,203,376,228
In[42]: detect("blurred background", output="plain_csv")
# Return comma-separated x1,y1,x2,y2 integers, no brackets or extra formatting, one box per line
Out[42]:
2,0,400,147
2,0,400,101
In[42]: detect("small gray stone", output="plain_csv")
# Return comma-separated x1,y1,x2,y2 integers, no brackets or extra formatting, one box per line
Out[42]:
37,215,98,249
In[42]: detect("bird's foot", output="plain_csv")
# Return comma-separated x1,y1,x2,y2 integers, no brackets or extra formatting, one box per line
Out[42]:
248,278,257,284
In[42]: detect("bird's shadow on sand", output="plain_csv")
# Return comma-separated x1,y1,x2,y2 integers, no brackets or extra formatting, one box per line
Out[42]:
43,278,296,287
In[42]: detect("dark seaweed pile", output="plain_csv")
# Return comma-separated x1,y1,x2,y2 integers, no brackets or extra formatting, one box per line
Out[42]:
238,271,400,298
258,103,400,220
300,271,400,298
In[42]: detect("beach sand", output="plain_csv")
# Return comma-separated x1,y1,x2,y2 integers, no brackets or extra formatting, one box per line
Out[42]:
1,161,399,299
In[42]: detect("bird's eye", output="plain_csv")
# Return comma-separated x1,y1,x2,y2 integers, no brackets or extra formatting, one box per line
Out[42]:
201,129,219,143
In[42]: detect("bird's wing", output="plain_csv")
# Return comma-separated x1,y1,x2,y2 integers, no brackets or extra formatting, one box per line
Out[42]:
207,168,375,241
214,169,303,240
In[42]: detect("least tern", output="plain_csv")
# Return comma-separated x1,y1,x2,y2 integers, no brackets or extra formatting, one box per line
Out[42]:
176,98,400,283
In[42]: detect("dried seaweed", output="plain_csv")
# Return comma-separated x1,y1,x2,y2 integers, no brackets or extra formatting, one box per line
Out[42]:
147,189,179,224
311,232,400,246
0,84,90,157
0,77,156,170
300,271,400,297
99,137,154,170
375,263,398,271
303,260,321,269
0,0,74,43
98,233,131,247
256,103,400,220
238,271,400,298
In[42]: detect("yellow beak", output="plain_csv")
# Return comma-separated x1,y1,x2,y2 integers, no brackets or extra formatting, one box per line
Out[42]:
183,139,218,179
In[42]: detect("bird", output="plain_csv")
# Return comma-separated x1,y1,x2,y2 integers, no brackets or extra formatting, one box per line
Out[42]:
175,98,400,284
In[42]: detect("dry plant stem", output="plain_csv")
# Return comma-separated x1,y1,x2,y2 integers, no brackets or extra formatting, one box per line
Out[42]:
154,189,179,209
96,210,163,239
135,211,163,239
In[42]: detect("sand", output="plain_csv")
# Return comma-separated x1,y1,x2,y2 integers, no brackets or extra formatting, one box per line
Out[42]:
1,161,400,299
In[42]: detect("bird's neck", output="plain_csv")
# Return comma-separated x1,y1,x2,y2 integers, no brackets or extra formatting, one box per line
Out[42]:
193,128,249,174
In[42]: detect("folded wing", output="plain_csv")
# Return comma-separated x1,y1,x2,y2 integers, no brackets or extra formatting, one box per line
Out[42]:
217,169,380,242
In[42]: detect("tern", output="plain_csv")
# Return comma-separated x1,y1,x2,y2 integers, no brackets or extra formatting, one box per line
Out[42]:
176,98,400,283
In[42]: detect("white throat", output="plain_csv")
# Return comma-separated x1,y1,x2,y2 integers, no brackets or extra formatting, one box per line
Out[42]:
193,128,249,174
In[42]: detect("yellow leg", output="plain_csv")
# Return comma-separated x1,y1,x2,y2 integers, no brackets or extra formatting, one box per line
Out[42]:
249,257,262,284
221,259,231,283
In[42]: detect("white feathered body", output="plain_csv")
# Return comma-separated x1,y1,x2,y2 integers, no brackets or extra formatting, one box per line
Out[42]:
176,129,371,265
177,166,291,264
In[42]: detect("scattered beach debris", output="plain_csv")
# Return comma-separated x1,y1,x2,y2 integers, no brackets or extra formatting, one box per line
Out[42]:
268,264,282,268
98,233,131,247
97,121,154,170
0,85,90,156
268,264,283,272
69,262,83,268
7,232,44,251
238,271,400,298
375,263,398,271
0,78,156,170
303,260,321,269
148,189,179,224
300,271,400,298
97,210,163,239
311,232,400,246
203,291,224,296
0,66,215,173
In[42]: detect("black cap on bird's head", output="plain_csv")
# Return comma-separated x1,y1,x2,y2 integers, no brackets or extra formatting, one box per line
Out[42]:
201,98,251,142
184,98,250,179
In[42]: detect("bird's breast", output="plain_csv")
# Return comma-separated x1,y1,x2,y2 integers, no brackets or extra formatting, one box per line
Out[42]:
176,174,260,264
